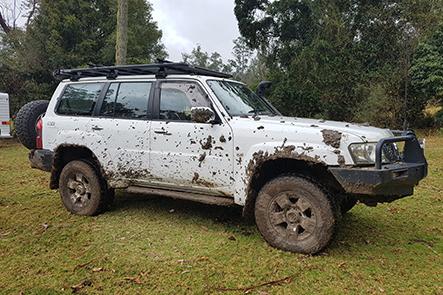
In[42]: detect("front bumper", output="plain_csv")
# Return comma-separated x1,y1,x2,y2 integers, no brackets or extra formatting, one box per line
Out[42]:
330,162,427,197
29,149,54,172
329,131,428,204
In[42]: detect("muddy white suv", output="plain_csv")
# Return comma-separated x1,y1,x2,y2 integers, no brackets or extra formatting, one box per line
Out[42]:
17,62,428,254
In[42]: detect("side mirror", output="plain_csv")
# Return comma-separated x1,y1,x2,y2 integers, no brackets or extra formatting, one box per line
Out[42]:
191,107,216,124
256,81,273,98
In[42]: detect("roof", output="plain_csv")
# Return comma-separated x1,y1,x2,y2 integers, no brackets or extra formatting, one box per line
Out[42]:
53,62,233,81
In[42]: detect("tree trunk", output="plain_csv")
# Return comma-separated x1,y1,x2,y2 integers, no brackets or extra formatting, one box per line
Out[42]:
0,11,11,34
115,0,128,65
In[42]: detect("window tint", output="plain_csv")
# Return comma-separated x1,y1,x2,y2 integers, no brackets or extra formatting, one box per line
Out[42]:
160,82,210,121
100,82,152,119
207,80,275,117
57,83,103,116
100,83,119,117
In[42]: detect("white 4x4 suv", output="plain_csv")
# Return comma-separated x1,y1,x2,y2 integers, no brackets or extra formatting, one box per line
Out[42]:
18,62,427,254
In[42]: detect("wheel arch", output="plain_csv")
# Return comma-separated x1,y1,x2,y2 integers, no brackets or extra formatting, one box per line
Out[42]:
50,144,107,189
242,157,343,221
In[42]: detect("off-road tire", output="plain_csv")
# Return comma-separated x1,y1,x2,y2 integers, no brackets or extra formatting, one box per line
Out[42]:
255,175,337,254
341,196,357,214
59,160,108,216
15,100,49,149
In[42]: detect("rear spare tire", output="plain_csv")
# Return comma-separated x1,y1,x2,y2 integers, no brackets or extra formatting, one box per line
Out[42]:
15,100,49,149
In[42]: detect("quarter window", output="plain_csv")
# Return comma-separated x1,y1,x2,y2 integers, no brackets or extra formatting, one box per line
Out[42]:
100,82,152,119
159,82,210,121
57,83,103,116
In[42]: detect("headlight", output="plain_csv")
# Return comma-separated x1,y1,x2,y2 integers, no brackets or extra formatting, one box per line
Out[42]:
349,142,400,165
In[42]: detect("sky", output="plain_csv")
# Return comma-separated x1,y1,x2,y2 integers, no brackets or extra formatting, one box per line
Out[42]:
149,0,240,61
1,0,241,62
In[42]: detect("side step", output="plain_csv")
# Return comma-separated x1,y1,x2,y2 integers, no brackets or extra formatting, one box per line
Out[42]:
126,186,235,206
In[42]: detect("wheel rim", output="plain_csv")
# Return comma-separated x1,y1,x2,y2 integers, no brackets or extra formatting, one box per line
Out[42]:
66,173,92,208
268,192,317,241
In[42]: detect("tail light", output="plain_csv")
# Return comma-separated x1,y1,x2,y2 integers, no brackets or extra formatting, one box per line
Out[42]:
36,118,43,149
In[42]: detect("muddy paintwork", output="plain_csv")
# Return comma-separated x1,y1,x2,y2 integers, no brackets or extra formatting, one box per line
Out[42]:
42,75,395,206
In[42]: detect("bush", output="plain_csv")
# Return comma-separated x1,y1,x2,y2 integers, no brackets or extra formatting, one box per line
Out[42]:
435,109,443,127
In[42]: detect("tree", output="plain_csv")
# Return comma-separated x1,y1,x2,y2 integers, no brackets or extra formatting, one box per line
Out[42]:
115,0,128,65
182,45,232,73
0,11,10,34
0,0,166,115
234,0,443,126
230,37,253,77
411,24,443,102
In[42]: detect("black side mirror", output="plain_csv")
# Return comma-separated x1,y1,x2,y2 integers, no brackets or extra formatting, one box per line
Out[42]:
191,107,216,124
256,81,273,98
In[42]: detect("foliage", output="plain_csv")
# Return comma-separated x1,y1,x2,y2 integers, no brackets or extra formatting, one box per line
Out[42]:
234,0,443,127
0,0,166,115
435,109,443,128
182,39,268,90
411,24,443,102
182,44,233,73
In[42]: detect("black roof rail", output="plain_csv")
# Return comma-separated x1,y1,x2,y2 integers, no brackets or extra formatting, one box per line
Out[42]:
53,62,232,81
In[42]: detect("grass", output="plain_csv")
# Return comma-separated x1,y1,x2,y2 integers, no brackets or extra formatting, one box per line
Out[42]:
0,136,442,295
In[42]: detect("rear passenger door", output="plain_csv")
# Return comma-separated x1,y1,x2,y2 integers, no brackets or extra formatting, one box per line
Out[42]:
93,81,153,184
149,80,234,195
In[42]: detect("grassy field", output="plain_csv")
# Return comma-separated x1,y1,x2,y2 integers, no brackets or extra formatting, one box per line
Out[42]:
0,136,442,294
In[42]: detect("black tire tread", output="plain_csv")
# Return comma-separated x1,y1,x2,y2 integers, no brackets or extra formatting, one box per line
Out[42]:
255,174,339,254
15,100,49,150
59,160,107,216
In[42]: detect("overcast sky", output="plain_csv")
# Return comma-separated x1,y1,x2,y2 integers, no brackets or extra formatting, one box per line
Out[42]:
150,0,240,61
1,0,241,62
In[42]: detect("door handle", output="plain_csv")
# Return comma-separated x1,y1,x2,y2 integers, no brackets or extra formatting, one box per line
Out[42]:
91,126,103,131
154,129,172,135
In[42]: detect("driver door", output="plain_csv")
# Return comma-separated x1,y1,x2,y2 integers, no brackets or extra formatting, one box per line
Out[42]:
148,80,234,195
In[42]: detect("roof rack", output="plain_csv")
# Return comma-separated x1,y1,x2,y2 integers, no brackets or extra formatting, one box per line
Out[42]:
53,61,233,81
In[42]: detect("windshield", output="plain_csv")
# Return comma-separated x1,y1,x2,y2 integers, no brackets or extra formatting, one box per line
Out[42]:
207,80,276,117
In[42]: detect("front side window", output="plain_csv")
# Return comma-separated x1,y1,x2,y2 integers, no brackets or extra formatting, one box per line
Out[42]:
159,82,211,121
57,83,103,116
100,82,152,119
207,80,275,117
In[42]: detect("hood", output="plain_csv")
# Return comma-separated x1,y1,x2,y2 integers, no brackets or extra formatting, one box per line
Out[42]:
235,115,393,143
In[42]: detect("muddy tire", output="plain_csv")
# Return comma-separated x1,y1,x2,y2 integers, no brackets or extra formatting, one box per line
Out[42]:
255,175,337,254
59,160,108,216
15,100,49,150
341,196,357,214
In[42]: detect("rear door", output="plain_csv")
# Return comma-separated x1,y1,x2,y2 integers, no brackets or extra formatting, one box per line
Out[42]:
148,79,234,195
93,81,153,184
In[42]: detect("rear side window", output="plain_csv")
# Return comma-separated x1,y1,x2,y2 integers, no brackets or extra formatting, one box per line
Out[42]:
57,83,103,116
100,82,152,119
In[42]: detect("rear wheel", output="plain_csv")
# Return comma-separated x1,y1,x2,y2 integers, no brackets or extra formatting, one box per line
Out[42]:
59,160,108,216
15,100,49,150
255,175,337,254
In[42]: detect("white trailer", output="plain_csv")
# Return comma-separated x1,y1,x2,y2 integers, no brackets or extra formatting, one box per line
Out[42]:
0,92,12,138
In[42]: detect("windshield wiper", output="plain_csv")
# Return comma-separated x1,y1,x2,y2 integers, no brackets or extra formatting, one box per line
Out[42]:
249,109,274,117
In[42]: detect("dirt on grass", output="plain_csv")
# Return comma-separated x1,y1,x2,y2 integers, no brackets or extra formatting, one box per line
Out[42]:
0,135,442,294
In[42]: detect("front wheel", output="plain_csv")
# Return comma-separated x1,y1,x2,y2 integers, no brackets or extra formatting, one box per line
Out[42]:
255,175,337,254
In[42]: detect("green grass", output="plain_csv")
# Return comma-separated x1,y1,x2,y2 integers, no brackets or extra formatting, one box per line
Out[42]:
0,137,442,294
